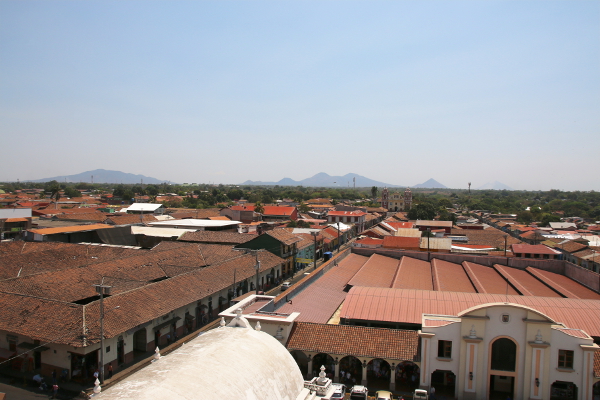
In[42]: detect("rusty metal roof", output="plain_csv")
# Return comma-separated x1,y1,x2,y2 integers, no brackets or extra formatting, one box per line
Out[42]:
392,257,433,291
341,287,600,337
347,254,400,288
432,259,476,293
462,261,519,295
493,264,562,297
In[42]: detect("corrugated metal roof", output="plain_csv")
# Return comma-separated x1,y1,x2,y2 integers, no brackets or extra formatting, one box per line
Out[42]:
392,257,433,291
30,224,113,235
341,287,600,337
525,267,600,300
347,254,400,288
432,259,476,293
275,254,368,323
462,261,519,295
493,264,561,297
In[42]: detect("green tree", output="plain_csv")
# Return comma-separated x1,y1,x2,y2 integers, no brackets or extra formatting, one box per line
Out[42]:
371,186,378,199
407,203,436,220
286,220,298,228
539,213,561,227
298,202,310,213
516,211,534,224
254,201,265,214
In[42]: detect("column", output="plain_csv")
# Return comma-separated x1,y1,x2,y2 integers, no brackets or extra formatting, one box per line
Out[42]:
334,359,340,383
307,355,313,379
389,362,396,391
361,360,368,386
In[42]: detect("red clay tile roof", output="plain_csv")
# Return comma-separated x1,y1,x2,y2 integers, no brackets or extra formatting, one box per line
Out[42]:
341,287,600,337
286,322,419,361
178,231,255,245
595,350,600,377
382,236,420,249
265,228,302,245
355,237,383,246
391,257,433,291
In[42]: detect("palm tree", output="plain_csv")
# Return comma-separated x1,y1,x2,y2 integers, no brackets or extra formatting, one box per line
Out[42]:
254,201,265,215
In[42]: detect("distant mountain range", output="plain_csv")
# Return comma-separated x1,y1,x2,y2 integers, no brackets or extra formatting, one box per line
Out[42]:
241,173,402,188
28,169,167,184
476,181,512,190
413,178,447,189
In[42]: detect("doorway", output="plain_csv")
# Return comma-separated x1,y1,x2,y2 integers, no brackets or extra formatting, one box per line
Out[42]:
489,375,514,400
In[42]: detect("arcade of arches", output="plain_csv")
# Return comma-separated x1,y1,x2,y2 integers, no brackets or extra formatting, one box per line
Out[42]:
289,350,420,393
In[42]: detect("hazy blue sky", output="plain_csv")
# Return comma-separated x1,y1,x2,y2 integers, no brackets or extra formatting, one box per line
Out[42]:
1,1,598,190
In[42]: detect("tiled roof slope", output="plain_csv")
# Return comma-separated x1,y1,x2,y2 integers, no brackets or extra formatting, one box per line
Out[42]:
392,257,433,291
0,243,140,279
276,254,368,323
265,228,301,245
450,227,521,247
0,247,284,346
286,322,419,361
347,254,400,288
178,231,255,245
341,287,600,337
56,212,107,222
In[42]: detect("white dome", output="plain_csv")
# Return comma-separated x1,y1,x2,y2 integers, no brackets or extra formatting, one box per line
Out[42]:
100,327,304,400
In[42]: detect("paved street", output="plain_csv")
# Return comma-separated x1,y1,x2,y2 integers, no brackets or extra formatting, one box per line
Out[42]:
0,382,51,400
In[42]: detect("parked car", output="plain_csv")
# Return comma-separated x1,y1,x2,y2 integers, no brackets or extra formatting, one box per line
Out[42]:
280,281,292,291
349,385,369,400
413,389,428,399
375,390,394,400
325,383,346,400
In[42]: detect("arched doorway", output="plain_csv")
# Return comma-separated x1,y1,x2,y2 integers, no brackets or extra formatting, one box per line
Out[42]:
592,381,600,399
431,370,456,399
312,353,335,379
290,350,309,378
489,337,517,400
395,361,419,392
367,358,391,391
550,381,578,400
132,328,147,354
339,355,362,386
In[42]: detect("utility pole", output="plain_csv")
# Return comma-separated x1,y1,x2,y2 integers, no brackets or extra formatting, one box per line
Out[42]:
427,228,431,262
311,231,318,270
93,283,112,384
235,249,261,294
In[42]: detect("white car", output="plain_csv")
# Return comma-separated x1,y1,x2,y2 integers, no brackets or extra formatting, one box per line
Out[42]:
280,281,292,291
413,389,428,400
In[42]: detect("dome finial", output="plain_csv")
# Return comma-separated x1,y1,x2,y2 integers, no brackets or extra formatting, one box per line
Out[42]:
255,321,261,331
219,317,226,328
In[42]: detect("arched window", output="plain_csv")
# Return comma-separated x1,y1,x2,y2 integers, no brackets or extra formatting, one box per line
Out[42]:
491,338,516,371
